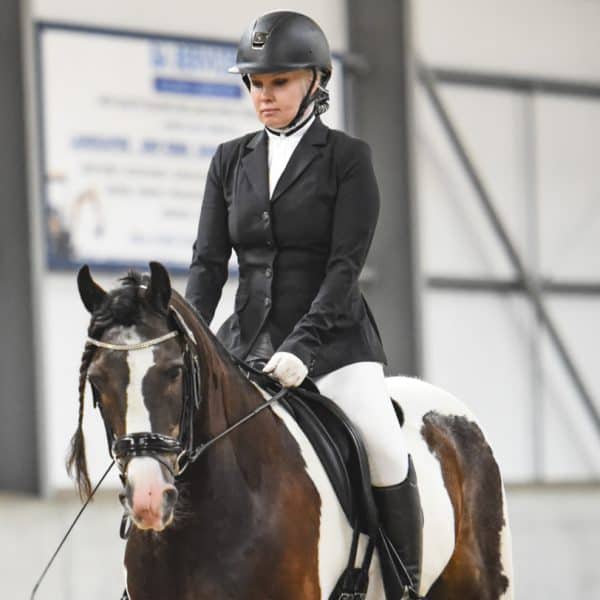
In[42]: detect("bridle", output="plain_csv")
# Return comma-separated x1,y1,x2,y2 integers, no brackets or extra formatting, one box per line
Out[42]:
86,321,201,480
86,310,288,483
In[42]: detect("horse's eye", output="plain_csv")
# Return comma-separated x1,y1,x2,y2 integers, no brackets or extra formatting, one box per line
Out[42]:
164,366,182,382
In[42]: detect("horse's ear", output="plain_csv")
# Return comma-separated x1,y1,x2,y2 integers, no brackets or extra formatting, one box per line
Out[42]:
77,265,107,314
146,261,172,313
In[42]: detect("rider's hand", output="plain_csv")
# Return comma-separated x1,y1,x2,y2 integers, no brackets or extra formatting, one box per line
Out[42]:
262,352,308,388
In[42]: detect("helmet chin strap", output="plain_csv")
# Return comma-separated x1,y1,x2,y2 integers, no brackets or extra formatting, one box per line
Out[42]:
265,68,320,137
266,104,315,137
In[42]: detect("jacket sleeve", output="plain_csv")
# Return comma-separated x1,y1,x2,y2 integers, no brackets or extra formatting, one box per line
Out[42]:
277,138,380,370
185,144,232,324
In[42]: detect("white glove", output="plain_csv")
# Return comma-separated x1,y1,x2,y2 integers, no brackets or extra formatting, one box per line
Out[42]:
262,352,308,388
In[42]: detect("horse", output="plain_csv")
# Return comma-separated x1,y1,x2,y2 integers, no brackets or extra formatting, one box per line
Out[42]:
68,262,514,599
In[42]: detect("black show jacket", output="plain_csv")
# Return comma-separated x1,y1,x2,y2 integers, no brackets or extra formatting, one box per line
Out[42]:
185,117,386,377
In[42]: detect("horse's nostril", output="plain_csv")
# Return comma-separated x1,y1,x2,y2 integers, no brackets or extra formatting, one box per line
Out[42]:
163,487,178,507
118,490,129,509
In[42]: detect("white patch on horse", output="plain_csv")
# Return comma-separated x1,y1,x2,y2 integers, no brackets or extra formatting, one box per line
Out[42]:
113,327,156,434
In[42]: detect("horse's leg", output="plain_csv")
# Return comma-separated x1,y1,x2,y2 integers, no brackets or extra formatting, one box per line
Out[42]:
422,412,513,600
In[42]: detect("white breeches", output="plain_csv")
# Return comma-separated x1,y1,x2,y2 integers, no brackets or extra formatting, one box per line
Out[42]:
313,362,409,486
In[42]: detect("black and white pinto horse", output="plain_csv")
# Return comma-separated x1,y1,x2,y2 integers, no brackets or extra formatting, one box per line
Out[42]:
69,263,514,599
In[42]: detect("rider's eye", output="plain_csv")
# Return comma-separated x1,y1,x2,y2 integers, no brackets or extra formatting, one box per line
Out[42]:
273,78,288,87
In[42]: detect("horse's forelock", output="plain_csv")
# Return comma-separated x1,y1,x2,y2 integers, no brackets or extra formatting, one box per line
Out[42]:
88,271,152,331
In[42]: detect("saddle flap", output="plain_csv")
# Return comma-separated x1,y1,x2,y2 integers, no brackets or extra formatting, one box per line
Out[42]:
284,387,381,537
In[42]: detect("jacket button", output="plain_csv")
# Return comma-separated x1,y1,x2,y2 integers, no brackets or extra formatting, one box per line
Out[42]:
265,267,272,278
262,210,270,222
264,297,271,307
266,240,273,247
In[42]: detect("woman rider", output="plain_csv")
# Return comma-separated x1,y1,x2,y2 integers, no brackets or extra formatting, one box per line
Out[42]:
185,10,422,593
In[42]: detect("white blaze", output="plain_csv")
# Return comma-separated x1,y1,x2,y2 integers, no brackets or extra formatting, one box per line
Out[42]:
112,327,156,433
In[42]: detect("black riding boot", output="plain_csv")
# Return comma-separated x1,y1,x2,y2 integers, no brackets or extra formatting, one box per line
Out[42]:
372,456,423,598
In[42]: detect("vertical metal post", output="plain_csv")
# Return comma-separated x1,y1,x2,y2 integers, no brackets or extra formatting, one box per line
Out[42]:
0,0,40,491
346,0,421,376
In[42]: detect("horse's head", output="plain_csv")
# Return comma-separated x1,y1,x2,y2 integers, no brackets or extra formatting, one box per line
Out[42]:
69,261,190,531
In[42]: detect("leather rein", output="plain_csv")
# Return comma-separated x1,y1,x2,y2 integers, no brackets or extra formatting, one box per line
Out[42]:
85,318,288,482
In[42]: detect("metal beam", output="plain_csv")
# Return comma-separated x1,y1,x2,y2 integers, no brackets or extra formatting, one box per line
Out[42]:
430,67,600,99
419,62,600,435
427,276,600,296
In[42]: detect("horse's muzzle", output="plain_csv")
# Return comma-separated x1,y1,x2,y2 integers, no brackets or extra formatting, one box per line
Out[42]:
121,457,179,531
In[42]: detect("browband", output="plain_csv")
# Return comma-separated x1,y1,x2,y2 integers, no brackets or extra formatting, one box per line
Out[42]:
86,330,179,351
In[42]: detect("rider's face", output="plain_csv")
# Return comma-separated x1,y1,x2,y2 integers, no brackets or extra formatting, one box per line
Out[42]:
249,70,314,129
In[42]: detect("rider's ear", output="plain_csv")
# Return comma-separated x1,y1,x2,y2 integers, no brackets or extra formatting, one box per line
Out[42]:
147,261,172,313
77,264,107,313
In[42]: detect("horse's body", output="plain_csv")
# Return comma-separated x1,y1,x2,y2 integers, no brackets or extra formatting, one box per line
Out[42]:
71,264,513,599
252,377,514,600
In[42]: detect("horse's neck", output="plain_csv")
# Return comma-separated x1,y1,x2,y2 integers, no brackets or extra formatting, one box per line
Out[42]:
169,293,286,491
190,366,296,506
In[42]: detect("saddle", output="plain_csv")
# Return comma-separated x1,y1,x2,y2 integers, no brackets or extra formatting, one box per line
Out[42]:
241,365,412,600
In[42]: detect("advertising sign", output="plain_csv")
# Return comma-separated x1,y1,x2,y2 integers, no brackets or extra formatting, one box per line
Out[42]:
38,24,345,271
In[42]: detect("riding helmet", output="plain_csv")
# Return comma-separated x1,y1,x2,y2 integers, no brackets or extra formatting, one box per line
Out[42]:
229,11,332,82
229,11,332,130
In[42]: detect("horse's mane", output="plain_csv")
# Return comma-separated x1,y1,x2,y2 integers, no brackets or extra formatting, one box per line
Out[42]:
67,270,248,500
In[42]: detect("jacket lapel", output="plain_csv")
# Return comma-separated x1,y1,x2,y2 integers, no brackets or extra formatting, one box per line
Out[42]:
241,130,269,202
271,118,329,203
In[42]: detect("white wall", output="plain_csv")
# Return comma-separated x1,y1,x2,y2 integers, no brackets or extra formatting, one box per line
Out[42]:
24,0,348,494
414,0,600,482
32,0,349,51
415,0,600,80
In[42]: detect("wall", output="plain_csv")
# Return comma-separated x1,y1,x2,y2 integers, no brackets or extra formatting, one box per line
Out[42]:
22,0,349,494
414,0,600,483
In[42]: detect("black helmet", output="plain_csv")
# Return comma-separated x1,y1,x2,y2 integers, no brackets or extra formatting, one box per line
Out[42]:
229,11,332,132
229,11,332,82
